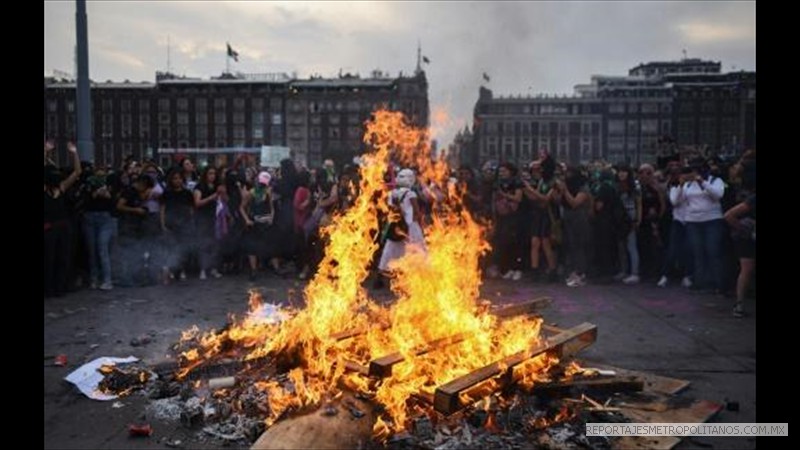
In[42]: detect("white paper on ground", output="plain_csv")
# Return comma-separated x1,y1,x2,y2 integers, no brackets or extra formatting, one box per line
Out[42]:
63,356,139,400
247,303,289,325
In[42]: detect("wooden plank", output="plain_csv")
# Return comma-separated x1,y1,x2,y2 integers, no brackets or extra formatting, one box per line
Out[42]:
368,333,467,377
531,376,644,397
367,298,553,378
613,398,723,450
577,360,691,395
491,297,552,319
433,322,597,415
343,360,369,376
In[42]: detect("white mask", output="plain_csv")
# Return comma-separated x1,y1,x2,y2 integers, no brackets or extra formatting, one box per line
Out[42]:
396,169,416,188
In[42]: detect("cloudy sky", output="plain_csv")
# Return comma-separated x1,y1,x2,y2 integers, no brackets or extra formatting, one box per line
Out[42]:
44,1,755,146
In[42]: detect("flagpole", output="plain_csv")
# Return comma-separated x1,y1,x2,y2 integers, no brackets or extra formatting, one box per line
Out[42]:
226,51,230,75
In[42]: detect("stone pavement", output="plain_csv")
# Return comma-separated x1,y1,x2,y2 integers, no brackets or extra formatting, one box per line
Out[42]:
44,273,756,449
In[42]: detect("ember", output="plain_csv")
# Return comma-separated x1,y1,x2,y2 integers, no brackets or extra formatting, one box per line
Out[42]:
97,363,152,397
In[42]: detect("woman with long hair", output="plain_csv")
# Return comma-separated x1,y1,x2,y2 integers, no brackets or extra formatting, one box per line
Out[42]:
194,166,223,280
615,166,642,284
44,142,81,297
522,157,558,282
556,166,592,287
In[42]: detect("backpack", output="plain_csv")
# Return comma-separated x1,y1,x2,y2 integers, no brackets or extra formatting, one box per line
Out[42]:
383,190,411,242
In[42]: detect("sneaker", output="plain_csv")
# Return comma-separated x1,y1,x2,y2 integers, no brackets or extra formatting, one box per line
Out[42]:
733,303,745,318
179,271,187,281
502,271,514,280
567,274,587,287
90,280,99,290
199,270,207,280
511,270,522,281
681,276,693,288
99,281,113,291
565,272,579,286
210,269,223,279
656,276,668,288
622,274,640,285
613,272,627,281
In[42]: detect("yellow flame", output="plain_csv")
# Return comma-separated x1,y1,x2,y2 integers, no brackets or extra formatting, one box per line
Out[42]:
178,110,553,437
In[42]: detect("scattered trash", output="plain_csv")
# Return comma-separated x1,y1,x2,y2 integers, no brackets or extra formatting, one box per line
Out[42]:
208,376,236,390
128,423,153,437
63,356,140,400
112,401,125,408
164,439,183,448
90,344,100,350
54,354,68,367
130,335,152,347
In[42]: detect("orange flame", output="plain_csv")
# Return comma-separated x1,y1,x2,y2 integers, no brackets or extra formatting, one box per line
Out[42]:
178,110,553,438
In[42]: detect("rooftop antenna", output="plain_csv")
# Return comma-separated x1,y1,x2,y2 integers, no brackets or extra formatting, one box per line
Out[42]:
416,39,422,74
682,48,688,60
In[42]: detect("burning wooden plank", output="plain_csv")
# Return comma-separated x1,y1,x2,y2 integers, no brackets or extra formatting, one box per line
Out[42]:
433,322,597,415
367,298,553,378
490,297,552,319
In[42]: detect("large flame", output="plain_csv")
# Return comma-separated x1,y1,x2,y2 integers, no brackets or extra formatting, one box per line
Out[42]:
178,110,555,437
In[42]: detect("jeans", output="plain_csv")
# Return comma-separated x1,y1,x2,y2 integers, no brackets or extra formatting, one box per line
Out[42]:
686,219,726,290
83,212,117,285
618,229,639,276
660,220,693,277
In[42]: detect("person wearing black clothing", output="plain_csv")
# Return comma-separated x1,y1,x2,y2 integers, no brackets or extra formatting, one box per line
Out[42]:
591,170,622,282
493,163,524,281
44,142,81,297
115,176,156,286
160,170,195,283
272,159,299,263
193,167,222,280
82,167,118,290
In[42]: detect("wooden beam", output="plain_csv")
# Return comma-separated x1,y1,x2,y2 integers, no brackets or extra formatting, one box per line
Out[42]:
367,298,553,378
368,333,467,377
531,376,644,397
491,297,552,319
433,322,597,415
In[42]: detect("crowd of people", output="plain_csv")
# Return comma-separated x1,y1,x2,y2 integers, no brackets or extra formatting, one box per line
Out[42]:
44,140,756,317
455,148,756,317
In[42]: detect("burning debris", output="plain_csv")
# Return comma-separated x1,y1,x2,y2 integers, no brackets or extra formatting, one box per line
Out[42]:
97,362,153,397
120,110,720,448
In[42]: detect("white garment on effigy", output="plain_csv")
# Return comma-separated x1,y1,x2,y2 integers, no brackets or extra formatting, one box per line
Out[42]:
378,188,426,272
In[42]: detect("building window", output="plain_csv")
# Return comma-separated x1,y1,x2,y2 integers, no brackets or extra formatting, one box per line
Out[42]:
271,114,282,125
47,100,58,113
47,114,59,135
641,103,659,114
661,103,672,114
103,99,113,112
627,120,639,135
196,126,208,140
158,98,170,111
641,120,658,135
159,126,170,140
139,115,150,139
661,120,671,135
158,112,170,124
67,101,75,113
330,115,341,125
233,112,245,125
329,128,341,139
177,98,189,111
121,114,132,138
347,115,361,125
701,101,715,114
310,116,322,126
608,120,625,135
138,99,149,113
102,114,114,138
310,127,322,139
196,110,208,125
233,98,245,110
609,103,625,114
177,113,189,125
233,126,245,140
252,98,264,110
215,125,227,140
177,126,189,140
628,103,639,114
